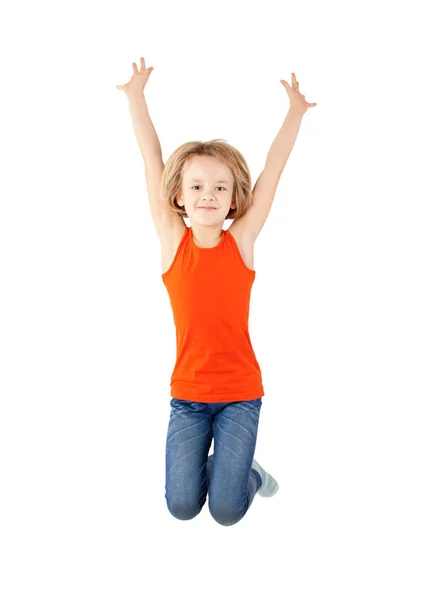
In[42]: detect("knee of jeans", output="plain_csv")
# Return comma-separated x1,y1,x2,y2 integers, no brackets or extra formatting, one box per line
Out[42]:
166,499,203,521
208,500,242,527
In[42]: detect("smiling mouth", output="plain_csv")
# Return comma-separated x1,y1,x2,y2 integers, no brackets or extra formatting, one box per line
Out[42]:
199,207,217,210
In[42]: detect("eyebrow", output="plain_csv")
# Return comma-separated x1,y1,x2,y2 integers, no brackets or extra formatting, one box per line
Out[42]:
189,178,229,184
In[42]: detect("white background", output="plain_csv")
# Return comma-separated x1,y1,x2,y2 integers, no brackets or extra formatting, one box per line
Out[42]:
1,0,439,598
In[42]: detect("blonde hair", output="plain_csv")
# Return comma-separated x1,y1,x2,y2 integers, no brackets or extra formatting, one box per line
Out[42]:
160,139,253,220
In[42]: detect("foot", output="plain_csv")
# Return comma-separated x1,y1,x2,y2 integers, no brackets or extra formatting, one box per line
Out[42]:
252,459,279,497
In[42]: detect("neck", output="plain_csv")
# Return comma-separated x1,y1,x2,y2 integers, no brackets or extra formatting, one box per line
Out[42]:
190,224,224,248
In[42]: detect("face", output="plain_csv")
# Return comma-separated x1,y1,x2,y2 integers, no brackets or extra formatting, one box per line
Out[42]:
177,156,236,222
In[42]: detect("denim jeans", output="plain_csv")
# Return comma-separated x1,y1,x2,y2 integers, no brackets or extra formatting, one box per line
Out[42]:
165,397,263,527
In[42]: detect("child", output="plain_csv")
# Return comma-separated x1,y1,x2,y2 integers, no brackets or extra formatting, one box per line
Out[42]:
117,58,316,527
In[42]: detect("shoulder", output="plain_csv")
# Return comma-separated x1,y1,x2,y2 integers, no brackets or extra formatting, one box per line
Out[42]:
158,212,188,275
227,221,256,271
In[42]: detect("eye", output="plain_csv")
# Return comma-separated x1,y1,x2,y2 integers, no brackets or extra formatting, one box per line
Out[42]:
190,186,226,191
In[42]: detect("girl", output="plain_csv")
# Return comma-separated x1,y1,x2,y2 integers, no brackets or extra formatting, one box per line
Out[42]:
116,58,316,527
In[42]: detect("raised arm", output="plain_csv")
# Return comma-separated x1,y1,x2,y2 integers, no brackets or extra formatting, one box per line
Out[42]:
117,59,166,227
233,72,317,240
266,72,317,170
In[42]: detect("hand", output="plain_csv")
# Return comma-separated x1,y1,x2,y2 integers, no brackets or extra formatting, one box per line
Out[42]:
116,57,154,97
280,72,317,115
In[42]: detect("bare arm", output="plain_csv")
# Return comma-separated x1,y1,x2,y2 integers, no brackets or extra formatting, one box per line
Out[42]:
127,92,163,165
117,59,166,225
232,72,316,240
127,92,166,224
266,72,317,172
264,108,304,174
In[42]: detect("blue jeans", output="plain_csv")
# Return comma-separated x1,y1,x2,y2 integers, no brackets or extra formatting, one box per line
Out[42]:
165,397,263,527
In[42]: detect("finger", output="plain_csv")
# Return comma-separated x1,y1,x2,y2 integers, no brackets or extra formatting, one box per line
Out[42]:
132,61,139,74
141,59,154,76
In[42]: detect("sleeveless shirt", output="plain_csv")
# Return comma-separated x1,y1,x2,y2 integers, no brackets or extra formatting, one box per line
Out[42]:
161,225,264,403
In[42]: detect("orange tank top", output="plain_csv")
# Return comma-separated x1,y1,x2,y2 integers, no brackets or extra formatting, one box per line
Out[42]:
161,225,264,403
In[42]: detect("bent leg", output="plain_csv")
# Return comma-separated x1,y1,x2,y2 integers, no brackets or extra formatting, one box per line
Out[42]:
165,399,213,520
208,399,262,526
